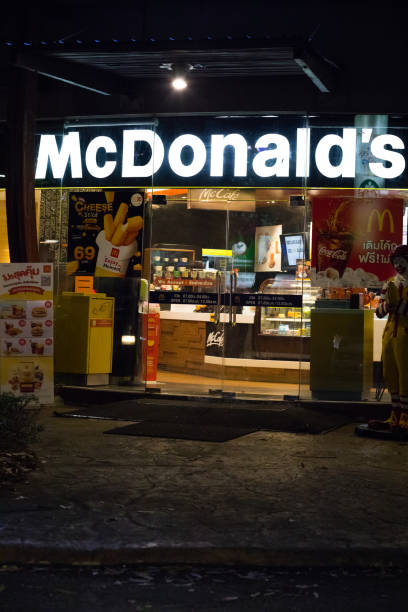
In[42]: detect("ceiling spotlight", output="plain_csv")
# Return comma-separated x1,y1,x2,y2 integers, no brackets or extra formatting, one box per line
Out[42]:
172,76,187,90
171,63,193,90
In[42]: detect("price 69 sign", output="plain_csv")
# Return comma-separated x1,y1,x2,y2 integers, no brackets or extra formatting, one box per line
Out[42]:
73,245,96,264
67,193,109,274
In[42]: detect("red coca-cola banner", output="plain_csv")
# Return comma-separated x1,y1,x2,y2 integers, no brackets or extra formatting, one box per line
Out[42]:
311,197,404,287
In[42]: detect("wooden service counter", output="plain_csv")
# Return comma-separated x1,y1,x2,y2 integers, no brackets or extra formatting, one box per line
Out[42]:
157,309,310,384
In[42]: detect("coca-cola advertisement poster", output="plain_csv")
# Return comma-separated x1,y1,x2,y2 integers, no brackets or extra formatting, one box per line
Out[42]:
311,197,404,288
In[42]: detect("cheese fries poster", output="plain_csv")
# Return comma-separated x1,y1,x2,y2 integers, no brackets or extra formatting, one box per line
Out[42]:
67,190,144,277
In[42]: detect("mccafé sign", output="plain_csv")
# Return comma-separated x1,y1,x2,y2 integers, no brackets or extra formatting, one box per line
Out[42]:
34,117,408,188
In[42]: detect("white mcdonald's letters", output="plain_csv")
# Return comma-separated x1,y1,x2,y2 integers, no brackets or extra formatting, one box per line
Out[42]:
35,127,407,182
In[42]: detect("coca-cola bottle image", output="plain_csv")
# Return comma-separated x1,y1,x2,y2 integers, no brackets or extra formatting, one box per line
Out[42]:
316,232,354,278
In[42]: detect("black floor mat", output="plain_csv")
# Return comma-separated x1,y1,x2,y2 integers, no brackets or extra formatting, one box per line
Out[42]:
55,398,354,434
355,423,408,441
104,421,258,442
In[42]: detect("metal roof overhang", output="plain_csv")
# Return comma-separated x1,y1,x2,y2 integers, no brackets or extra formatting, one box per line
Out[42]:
13,39,336,97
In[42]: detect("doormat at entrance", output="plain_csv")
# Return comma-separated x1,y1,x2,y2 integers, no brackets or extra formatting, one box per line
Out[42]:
56,400,355,434
103,421,259,442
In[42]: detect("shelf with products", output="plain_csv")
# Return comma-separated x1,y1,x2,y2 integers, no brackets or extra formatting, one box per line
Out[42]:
144,246,217,291
260,306,312,337
257,278,320,339
144,246,195,281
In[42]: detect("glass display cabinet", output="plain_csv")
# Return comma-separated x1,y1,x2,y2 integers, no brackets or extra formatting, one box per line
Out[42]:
254,277,320,360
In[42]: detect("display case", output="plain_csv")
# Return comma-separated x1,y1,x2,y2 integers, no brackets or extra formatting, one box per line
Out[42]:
253,278,320,360
144,246,217,291
144,247,194,281
259,281,320,338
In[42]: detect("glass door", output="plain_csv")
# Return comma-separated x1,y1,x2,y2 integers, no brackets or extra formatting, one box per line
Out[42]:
221,192,311,400
147,187,311,401
147,189,229,397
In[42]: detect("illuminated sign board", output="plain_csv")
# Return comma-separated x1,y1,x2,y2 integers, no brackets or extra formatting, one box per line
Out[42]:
34,117,408,188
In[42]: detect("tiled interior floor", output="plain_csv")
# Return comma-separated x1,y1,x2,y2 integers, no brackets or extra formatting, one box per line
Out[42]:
154,370,389,403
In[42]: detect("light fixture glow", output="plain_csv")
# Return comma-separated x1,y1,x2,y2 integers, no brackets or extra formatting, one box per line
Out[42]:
172,76,187,90
121,335,136,345
170,63,193,90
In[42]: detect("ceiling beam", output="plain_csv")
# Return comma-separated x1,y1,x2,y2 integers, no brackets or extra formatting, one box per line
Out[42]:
14,51,132,96
293,46,336,93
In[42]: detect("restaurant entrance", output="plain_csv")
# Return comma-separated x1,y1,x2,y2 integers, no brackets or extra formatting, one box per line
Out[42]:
33,114,404,407
146,187,312,400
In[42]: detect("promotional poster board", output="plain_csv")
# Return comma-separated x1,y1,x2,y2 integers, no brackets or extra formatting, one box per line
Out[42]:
311,197,404,287
0,263,54,404
254,225,282,272
67,190,144,278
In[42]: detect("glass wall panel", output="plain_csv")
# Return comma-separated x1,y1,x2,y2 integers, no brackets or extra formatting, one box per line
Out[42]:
36,120,156,390
302,116,408,405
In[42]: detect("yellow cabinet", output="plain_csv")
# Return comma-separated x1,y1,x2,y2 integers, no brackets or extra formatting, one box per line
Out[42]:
55,293,114,377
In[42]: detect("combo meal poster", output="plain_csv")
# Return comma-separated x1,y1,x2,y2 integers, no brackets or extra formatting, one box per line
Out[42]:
311,197,404,288
67,190,145,277
0,263,54,404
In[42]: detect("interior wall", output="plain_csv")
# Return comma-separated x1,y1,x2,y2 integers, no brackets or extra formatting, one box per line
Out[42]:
0,189,41,263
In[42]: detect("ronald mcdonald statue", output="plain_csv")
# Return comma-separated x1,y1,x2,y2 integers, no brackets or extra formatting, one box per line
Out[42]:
364,244,408,437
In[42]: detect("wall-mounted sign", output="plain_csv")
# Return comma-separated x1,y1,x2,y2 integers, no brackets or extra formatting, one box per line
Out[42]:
255,225,282,272
0,263,54,404
67,190,144,278
311,197,404,287
149,290,302,308
188,188,256,211
34,117,408,189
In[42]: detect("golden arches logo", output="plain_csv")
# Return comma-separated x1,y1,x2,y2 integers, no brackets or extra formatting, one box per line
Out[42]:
367,209,395,233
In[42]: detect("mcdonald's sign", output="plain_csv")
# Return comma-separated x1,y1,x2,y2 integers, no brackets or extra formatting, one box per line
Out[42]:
367,208,395,233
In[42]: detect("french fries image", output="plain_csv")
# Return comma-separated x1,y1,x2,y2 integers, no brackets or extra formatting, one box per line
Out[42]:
126,216,144,233
113,203,129,229
104,214,115,241
111,223,128,246
123,231,139,246
103,209,144,247
96,202,144,277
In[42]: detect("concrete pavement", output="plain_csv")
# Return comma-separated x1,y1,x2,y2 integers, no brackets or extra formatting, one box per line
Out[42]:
1,399,407,567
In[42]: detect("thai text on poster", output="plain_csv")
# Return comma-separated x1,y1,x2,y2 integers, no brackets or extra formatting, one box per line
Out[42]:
67,190,144,278
311,197,403,287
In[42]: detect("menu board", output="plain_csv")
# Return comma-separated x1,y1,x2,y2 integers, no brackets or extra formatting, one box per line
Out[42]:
0,264,54,404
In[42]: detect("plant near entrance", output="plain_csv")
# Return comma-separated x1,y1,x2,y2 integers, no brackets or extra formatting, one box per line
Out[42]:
0,393,43,451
